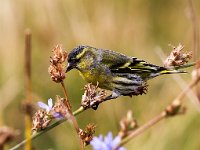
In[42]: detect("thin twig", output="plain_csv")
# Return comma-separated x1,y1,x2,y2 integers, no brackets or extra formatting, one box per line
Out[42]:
118,112,166,147
188,0,199,60
60,81,84,149
61,82,71,110
175,75,199,102
9,106,84,150
174,62,195,70
156,48,200,111
116,73,200,149
188,0,200,106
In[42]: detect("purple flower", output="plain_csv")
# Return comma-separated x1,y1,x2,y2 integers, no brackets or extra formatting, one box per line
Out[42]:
52,112,64,119
90,132,126,150
38,98,53,112
37,98,64,119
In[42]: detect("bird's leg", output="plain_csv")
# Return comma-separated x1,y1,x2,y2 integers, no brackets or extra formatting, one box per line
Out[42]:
91,91,120,110
91,104,99,110
103,91,120,101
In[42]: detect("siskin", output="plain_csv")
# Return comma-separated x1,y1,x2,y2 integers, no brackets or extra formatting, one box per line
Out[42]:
66,45,185,101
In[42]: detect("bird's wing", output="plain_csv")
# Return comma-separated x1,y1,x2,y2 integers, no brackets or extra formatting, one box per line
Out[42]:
100,49,133,68
99,49,167,74
110,56,165,74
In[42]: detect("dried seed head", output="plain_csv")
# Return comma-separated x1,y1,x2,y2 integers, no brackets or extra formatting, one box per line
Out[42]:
52,96,70,119
165,101,187,116
0,126,20,146
118,110,137,138
51,45,68,64
48,64,66,83
81,83,106,109
48,45,67,83
164,44,192,68
79,123,96,146
21,101,35,116
32,110,52,132
33,97,71,132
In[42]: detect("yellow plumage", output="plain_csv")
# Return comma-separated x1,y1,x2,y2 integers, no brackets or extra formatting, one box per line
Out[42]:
66,45,185,100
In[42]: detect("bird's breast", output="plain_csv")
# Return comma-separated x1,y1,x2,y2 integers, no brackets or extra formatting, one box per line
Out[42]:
78,66,112,89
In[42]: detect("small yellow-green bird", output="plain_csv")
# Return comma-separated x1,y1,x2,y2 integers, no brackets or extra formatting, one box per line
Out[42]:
66,45,184,100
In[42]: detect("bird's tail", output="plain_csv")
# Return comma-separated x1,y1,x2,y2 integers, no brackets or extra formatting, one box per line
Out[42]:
159,69,187,75
146,67,186,80
147,67,186,80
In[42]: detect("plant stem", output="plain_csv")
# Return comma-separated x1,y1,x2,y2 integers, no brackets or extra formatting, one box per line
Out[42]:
118,111,166,147
10,106,84,150
24,29,32,150
174,62,195,70
61,81,69,100
60,81,84,149
116,72,200,149
175,73,200,102
61,81,71,111
188,0,199,61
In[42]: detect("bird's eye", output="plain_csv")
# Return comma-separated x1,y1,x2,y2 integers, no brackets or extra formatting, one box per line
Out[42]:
71,58,80,64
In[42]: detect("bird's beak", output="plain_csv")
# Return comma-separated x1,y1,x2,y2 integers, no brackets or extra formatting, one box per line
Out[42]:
66,63,74,73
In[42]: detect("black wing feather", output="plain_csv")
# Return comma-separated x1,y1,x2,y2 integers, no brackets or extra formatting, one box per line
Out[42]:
111,57,166,74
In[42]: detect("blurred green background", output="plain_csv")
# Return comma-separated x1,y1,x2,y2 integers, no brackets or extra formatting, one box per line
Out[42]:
0,0,200,149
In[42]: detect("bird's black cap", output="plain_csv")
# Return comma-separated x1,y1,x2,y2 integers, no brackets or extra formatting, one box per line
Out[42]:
66,45,87,72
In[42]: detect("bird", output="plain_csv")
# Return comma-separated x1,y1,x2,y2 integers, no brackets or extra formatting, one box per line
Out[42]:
66,45,185,102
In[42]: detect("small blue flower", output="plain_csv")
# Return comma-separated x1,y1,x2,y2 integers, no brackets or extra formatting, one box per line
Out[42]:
90,132,126,150
38,98,53,112
37,98,64,119
52,112,64,118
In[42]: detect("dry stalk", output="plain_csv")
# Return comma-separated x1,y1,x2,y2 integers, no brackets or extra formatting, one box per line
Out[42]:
24,29,33,150
116,63,200,149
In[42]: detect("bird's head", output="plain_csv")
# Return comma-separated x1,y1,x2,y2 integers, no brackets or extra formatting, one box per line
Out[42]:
66,45,90,72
